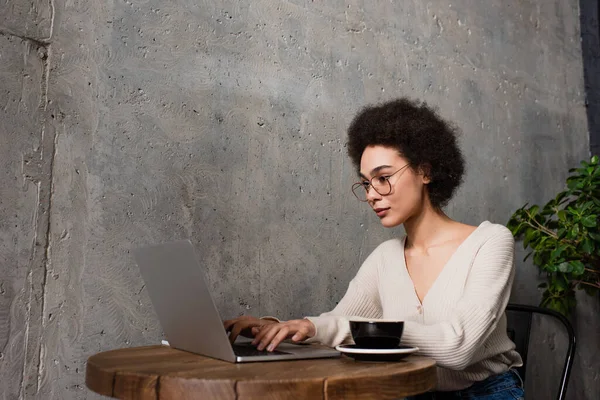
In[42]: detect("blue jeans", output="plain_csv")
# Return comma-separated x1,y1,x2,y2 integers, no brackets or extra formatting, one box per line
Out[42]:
407,370,524,399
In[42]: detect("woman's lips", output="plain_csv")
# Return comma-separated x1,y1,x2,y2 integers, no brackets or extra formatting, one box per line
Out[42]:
374,207,390,217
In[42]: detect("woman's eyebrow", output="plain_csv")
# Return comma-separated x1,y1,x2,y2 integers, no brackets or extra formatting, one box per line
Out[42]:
359,165,394,179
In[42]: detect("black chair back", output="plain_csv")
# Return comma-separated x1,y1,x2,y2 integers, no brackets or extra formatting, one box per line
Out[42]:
505,303,576,400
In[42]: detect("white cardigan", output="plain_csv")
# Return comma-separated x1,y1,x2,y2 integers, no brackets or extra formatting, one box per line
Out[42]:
305,221,523,391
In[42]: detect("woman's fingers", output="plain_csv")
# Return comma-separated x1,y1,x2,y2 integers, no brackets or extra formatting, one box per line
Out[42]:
288,320,312,342
223,319,236,332
251,324,269,345
225,317,260,343
223,316,252,332
256,325,287,351
232,319,314,351
227,321,249,344
251,322,280,345
224,316,282,344
268,327,293,351
291,324,309,342
253,320,312,351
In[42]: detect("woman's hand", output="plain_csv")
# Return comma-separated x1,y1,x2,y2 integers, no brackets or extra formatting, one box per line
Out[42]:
251,319,316,351
223,316,278,344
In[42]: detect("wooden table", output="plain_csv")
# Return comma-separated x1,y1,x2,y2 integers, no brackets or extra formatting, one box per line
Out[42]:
86,345,436,399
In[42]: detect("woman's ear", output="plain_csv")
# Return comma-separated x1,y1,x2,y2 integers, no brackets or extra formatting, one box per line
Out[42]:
419,164,432,184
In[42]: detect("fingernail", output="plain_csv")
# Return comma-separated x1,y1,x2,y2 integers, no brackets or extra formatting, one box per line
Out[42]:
257,345,264,351
267,344,274,352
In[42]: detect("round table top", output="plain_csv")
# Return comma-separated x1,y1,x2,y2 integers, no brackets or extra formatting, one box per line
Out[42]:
86,345,436,399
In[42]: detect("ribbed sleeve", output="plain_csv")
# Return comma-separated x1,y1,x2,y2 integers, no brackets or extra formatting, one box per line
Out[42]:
305,245,383,346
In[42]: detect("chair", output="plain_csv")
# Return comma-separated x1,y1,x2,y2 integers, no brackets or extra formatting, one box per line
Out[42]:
505,303,576,400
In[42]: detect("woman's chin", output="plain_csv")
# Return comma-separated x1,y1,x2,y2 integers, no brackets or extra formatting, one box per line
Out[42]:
379,214,405,228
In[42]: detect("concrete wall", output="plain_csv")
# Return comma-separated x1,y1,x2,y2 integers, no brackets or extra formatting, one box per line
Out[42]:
1,1,597,399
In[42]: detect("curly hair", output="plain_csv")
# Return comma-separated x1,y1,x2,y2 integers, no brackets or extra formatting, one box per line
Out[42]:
347,98,465,209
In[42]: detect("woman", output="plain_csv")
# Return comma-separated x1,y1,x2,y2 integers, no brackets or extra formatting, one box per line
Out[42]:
224,98,524,399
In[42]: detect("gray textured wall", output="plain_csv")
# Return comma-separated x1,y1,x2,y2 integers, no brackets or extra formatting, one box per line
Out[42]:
1,1,598,399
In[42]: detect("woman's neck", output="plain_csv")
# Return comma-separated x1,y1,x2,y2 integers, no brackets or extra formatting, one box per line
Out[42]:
403,203,455,250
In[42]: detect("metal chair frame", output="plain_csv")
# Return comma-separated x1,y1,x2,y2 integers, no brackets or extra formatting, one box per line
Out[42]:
506,303,576,400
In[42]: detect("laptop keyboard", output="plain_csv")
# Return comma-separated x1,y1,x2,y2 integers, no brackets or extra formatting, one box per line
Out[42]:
232,343,290,357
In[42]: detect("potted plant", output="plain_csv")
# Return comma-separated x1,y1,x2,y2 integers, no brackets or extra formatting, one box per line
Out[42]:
507,155,600,316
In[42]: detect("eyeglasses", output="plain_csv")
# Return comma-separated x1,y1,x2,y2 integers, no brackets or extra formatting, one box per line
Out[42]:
351,165,409,202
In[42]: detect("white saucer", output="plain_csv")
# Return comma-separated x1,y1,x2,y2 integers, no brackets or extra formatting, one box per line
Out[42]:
335,344,419,361
335,344,419,354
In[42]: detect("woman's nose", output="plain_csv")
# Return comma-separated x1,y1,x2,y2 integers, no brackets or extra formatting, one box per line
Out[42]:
365,186,381,202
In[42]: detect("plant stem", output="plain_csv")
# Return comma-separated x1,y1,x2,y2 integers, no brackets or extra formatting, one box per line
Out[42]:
524,211,558,238
522,210,579,245
572,280,600,289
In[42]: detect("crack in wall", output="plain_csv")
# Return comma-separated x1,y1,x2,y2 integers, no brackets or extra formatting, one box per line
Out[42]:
36,43,56,395
34,1,57,392
46,0,55,43
0,29,50,47
11,0,57,396
17,49,55,399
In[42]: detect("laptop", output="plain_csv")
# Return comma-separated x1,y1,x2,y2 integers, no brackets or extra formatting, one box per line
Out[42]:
133,240,340,362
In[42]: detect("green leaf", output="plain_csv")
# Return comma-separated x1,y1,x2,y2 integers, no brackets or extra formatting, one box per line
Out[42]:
541,204,555,216
550,245,565,260
581,201,595,212
548,298,563,314
557,262,572,273
581,238,595,254
589,232,600,241
567,206,578,215
558,210,568,222
553,274,570,291
523,229,535,248
571,224,580,237
569,260,585,275
556,299,570,317
507,220,526,236
581,215,597,228
533,251,546,267
529,205,539,217
591,155,599,164
543,261,557,272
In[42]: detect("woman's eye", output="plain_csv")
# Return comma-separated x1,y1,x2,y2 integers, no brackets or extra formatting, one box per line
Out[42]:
376,176,390,184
